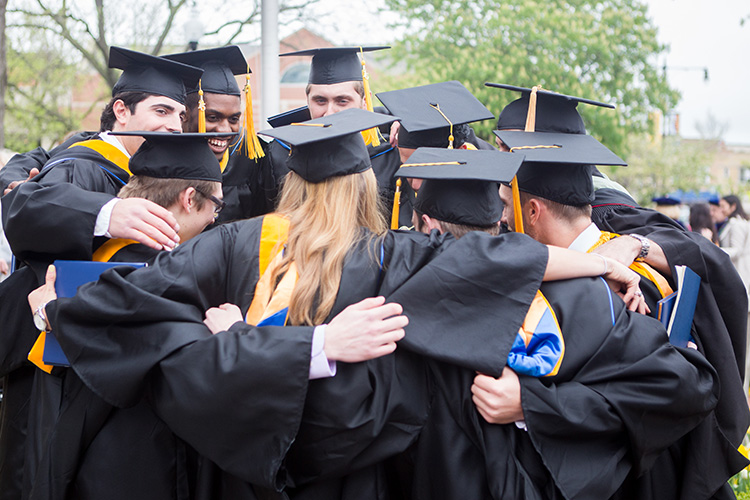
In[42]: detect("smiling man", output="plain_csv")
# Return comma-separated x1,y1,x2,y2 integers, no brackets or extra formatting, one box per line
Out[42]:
0,45,203,500
263,46,407,224
164,46,276,222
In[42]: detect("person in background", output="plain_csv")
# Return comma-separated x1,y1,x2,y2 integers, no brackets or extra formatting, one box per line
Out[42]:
718,194,750,390
689,202,720,244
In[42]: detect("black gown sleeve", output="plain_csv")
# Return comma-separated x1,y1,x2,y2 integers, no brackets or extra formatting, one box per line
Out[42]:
2,159,117,264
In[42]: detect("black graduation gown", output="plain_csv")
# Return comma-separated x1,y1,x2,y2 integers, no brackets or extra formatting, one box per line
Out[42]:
25,243,262,500
0,140,129,500
592,188,750,499
405,277,719,500
0,132,98,193
215,149,276,224
46,218,547,496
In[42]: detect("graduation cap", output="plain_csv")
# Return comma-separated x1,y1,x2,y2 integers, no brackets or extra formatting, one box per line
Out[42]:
496,131,626,207
395,148,523,226
109,46,203,105
279,46,389,84
486,83,615,135
163,46,247,96
162,46,264,159
652,195,681,206
110,131,237,182
257,108,398,183
267,106,312,128
377,81,495,149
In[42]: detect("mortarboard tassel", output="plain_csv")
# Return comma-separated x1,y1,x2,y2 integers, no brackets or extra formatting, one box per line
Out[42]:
242,65,265,160
359,47,381,147
511,85,542,235
429,102,455,148
391,178,402,230
197,80,207,133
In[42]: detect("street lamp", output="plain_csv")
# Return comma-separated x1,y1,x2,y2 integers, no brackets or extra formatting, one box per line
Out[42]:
184,1,204,51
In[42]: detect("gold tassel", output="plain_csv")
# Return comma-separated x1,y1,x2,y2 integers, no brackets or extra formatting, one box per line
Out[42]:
242,66,265,160
524,85,541,132
360,47,381,147
512,176,524,234
197,80,206,133
391,178,402,230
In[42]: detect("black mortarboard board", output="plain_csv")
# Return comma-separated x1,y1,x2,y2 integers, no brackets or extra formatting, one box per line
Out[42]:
486,83,615,135
279,46,389,85
257,108,398,183
267,106,312,128
496,131,626,206
110,132,236,182
109,46,203,105
162,46,248,96
395,148,523,226
377,81,495,149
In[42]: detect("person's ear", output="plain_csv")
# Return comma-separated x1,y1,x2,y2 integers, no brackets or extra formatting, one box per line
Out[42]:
112,99,130,127
526,199,543,226
180,187,197,213
422,214,443,234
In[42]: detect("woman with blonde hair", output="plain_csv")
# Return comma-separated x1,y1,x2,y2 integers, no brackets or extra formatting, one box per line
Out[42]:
29,109,642,498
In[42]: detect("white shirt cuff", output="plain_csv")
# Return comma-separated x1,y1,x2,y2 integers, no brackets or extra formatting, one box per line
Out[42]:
309,324,336,379
95,198,120,237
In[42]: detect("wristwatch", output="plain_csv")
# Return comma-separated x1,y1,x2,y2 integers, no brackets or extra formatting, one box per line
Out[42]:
33,302,49,331
627,234,650,262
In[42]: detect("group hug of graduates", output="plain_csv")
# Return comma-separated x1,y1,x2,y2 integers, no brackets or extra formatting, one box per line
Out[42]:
0,42,747,500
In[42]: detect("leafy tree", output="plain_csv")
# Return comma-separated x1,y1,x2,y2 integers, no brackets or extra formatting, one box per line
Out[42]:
379,0,679,156
3,0,315,151
602,134,714,204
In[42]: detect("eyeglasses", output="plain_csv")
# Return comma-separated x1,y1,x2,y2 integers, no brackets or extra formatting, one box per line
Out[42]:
196,189,226,219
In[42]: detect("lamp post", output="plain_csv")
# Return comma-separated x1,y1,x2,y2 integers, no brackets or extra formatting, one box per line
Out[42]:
184,1,204,51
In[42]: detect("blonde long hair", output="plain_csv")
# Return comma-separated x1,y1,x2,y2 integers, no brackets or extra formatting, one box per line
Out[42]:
269,168,386,325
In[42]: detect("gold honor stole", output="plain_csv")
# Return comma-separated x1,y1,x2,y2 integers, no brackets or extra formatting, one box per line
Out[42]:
69,139,132,175
510,291,565,377
588,232,673,298
28,239,138,374
245,214,299,327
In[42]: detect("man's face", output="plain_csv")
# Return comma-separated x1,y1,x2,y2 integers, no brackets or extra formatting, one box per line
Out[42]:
125,95,186,133
182,184,224,242
499,184,515,231
115,95,186,155
186,93,242,160
307,81,365,118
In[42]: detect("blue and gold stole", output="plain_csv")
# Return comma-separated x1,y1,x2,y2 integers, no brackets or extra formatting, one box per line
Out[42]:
245,214,296,327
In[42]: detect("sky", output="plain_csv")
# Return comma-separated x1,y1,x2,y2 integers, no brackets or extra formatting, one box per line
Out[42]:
302,0,750,145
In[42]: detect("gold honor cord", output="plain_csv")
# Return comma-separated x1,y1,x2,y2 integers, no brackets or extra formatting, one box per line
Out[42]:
402,161,466,167
429,102,455,149
360,47,381,147
391,178,402,230
290,123,331,127
510,144,562,152
197,79,207,133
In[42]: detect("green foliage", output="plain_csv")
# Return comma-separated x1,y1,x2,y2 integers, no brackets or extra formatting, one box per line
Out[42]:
4,34,101,151
379,0,679,156
601,134,713,204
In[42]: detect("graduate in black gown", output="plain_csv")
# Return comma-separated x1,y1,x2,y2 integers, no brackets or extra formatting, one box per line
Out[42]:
383,147,717,500
266,46,405,226
488,83,749,499
0,47,203,500
163,46,275,223
28,109,644,499
23,132,230,500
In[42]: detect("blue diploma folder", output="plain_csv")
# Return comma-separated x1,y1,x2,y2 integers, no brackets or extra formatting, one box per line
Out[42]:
656,265,701,348
43,260,146,366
